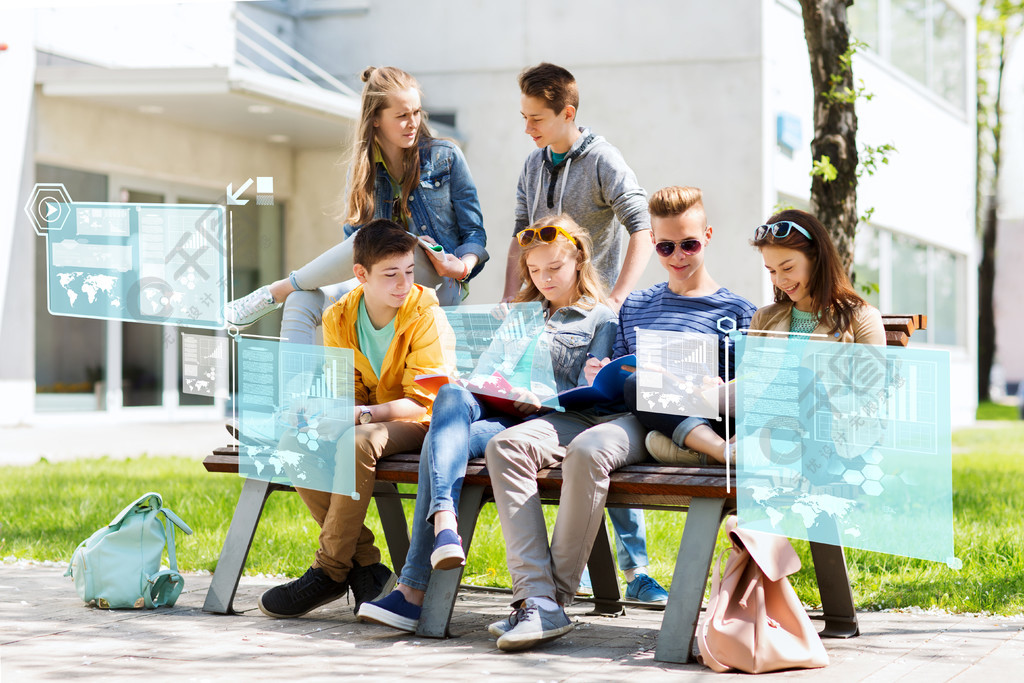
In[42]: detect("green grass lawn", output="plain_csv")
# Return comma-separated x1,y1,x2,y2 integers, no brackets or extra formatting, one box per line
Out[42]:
2,423,1022,614
976,400,1022,421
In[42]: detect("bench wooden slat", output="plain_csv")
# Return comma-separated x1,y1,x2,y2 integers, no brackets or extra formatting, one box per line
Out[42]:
203,451,738,502
885,330,910,347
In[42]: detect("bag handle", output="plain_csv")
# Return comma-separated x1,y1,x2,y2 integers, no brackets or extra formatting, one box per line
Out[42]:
108,492,164,528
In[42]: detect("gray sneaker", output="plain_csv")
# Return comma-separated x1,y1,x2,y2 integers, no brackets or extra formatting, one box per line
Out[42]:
495,598,574,651
225,285,281,327
487,609,520,637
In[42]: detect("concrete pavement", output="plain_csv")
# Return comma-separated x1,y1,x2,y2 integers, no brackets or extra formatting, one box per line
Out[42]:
2,563,1022,681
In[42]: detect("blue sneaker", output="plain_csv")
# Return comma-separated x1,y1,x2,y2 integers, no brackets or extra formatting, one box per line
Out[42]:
357,589,421,633
496,598,574,651
625,573,669,606
430,528,466,570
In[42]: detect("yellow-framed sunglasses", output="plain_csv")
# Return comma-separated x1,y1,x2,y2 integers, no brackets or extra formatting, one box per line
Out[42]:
516,224,579,247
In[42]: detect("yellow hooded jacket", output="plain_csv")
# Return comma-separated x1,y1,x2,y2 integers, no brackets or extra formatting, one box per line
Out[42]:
322,284,453,423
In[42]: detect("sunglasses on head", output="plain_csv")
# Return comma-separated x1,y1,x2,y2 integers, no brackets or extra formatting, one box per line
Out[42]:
654,239,703,257
517,224,579,247
754,221,814,241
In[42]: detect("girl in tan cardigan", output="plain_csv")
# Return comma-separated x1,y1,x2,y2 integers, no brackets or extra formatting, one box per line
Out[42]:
750,209,883,344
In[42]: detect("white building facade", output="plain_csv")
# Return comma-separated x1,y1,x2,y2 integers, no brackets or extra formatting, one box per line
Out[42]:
0,0,978,425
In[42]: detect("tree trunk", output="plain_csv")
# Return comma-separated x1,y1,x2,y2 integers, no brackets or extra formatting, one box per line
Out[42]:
799,0,860,274
978,196,997,402
977,30,1007,402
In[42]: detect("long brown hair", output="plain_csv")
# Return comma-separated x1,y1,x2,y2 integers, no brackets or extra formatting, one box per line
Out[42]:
345,66,434,226
513,214,605,310
751,209,866,336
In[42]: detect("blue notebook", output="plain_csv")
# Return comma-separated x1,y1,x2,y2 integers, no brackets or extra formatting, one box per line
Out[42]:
557,354,636,409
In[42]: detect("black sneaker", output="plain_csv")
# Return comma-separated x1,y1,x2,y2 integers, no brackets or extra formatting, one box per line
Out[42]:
348,561,397,613
257,566,349,618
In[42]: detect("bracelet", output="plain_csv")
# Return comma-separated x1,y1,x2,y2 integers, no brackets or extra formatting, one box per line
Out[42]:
459,260,470,281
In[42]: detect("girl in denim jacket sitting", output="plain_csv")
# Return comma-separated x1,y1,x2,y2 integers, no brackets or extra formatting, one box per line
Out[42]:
225,66,488,340
356,214,616,633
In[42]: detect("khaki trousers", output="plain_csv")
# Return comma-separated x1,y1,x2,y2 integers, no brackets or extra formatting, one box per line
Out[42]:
484,410,648,606
285,421,428,583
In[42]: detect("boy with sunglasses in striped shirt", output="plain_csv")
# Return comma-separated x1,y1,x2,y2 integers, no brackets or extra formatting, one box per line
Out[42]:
607,185,757,466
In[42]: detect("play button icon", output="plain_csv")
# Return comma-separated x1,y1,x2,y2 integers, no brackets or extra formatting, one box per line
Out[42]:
24,183,74,236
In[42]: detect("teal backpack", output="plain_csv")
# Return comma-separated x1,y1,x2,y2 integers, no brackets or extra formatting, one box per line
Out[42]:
65,492,193,609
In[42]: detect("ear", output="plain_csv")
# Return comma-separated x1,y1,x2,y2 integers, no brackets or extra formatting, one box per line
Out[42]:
705,225,714,242
562,104,576,122
353,263,369,283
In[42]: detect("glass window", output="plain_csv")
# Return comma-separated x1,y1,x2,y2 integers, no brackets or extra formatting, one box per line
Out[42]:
891,0,929,85
34,164,109,412
931,2,966,107
851,0,967,111
853,224,881,308
931,247,962,345
890,234,930,341
848,0,880,52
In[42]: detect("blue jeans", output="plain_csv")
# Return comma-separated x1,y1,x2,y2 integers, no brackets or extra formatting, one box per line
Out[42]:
399,384,516,590
608,507,648,571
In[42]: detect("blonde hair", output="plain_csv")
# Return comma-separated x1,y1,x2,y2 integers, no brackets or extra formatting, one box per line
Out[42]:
513,214,605,309
649,185,705,219
344,66,434,227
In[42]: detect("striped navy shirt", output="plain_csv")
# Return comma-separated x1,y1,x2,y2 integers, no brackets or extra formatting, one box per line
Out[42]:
612,283,757,379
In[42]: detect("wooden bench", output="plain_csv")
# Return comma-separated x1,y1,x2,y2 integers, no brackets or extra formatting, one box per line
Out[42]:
202,313,925,664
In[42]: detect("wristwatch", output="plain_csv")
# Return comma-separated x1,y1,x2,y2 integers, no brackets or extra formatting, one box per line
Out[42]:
358,406,373,425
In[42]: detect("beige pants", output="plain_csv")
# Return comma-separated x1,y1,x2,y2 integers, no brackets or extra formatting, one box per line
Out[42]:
484,410,648,606
285,421,428,583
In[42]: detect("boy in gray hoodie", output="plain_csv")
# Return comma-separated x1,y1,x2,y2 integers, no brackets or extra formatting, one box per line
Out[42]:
501,63,654,310
498,63,666,614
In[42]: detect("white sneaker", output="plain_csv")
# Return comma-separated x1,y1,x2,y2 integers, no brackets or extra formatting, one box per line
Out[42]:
225,286,280,327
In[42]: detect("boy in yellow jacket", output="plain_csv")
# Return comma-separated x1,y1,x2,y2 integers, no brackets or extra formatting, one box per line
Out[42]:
259,219,452,619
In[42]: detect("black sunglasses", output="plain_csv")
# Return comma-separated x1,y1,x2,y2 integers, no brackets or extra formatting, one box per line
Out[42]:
654,239,703,257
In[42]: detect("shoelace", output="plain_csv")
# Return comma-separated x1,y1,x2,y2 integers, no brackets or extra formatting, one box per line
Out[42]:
633,574,659,595
505,606,523,629
515,603,538,623
231,289,271,317
291,568,334,599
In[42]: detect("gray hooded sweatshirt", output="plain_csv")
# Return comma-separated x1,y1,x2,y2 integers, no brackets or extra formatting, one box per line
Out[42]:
514,127,651,288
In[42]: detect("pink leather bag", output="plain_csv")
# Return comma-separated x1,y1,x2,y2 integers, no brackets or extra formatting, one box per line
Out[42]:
698,518,829,673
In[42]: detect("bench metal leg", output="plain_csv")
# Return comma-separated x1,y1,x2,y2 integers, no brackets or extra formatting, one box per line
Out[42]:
654,497,728,664
416,484,486,638
587,515,624,615
810,541,860,638
374,481,410,575
203,476,276,614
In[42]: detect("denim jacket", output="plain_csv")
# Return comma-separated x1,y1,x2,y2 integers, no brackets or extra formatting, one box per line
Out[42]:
475,298,618,395
343,139,488,280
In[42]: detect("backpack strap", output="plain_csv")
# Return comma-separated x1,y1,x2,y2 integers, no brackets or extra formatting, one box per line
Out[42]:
161,507,193,536
144,510,190,608
145,569,184,608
